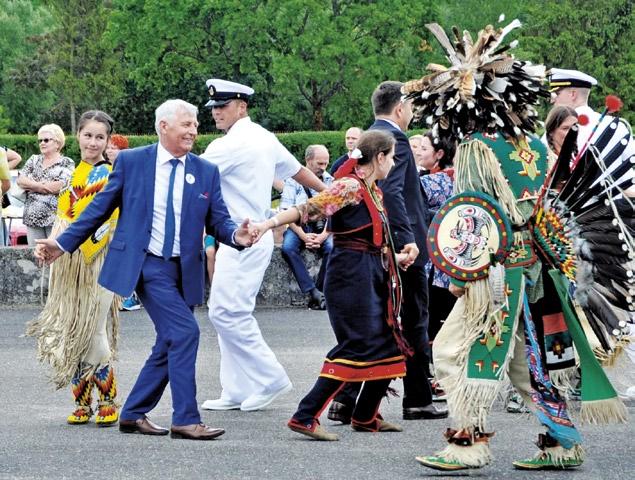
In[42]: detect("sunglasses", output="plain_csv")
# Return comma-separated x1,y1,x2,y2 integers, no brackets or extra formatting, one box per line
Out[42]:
38,138,55,144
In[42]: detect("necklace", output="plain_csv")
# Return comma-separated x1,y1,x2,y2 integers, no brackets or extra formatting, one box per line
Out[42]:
362,179,384,213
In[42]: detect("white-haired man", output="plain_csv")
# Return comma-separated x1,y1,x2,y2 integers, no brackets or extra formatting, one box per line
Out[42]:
35,99,254,440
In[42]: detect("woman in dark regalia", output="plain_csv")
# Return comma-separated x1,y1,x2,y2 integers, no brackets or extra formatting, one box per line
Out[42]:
253,130,416,441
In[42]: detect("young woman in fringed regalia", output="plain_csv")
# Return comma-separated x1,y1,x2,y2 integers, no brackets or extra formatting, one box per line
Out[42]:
402,19,629,471
253,130,416,441
28,110,120,427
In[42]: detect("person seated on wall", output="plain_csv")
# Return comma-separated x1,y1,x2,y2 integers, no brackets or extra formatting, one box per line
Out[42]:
280,144,334,310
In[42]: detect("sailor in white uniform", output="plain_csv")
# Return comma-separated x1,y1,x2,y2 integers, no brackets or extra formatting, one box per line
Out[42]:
547,68,634,195
200,79,326,411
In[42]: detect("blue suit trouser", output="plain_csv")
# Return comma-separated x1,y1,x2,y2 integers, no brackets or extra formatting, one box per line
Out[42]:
120,255,201,426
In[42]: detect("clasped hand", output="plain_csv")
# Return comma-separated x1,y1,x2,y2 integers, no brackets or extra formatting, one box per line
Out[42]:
396,242,419,270
34,239,64,266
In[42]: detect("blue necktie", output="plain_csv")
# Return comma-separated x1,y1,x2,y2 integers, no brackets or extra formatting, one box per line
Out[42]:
162,159,180,260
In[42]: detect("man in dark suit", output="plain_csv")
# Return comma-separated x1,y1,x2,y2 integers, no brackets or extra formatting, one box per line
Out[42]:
328,126,362,175
35,99,254,440
328,81,447,423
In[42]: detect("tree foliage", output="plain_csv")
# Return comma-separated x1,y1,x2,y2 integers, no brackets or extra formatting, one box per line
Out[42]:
0,1,633,133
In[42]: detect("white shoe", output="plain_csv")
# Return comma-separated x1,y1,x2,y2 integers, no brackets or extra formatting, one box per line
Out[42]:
240,382,293,412
619,386,635,401
201,398,241,410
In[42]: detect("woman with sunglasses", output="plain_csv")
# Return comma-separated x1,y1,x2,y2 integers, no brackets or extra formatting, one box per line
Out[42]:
28,111,121,428
17,124,74,246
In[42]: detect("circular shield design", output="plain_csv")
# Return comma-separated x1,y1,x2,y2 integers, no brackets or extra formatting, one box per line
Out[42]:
427,191,513,281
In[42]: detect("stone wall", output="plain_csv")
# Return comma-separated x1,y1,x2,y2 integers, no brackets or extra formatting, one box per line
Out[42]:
0,246,322,308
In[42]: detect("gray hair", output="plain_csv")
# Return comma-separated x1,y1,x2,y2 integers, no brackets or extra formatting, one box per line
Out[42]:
154,99,198,135
304,144,327,162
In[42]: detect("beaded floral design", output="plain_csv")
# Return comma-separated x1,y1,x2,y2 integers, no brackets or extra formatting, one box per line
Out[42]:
298,177,376,222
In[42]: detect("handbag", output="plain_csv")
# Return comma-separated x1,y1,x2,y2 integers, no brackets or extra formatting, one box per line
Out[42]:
8,183,26,203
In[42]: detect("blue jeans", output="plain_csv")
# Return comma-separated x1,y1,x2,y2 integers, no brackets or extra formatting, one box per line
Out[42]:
281,228,333,293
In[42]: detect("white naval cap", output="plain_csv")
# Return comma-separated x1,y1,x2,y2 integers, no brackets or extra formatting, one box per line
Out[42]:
205,78,254,107
548,68,598,93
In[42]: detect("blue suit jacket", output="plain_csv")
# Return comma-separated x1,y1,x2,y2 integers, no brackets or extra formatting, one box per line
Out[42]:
57,144,238,306
370,120,430,266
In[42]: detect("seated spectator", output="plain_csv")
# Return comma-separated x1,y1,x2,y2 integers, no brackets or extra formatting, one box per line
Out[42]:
17,124,74,246
329,127,362,175
281,145,333,309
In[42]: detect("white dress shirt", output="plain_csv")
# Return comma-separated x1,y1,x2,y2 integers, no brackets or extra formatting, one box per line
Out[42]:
147,143,186,257
200,116,301,223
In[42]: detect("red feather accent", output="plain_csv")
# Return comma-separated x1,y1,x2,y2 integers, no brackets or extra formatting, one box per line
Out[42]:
605,95,623,113
333,157,358,179
577,114,589,126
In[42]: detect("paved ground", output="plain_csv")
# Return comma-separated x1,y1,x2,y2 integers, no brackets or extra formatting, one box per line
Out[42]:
1,306,633,480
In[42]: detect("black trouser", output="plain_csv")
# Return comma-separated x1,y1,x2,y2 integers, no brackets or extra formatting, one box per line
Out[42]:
428,281,457,342
334,264,433,409
292,377,391,426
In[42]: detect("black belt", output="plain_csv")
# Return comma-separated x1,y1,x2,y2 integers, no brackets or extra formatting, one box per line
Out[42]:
146,252,180,262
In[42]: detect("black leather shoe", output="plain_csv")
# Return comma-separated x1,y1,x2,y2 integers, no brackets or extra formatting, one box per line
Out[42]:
403,404,449,420
307,289,326,310
119,416,169,435
327,401,352,424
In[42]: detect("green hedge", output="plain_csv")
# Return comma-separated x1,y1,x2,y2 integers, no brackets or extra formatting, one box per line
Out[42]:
0,131,355,169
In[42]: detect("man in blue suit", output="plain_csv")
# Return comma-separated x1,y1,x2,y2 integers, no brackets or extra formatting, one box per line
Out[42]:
35,99,254,440
328,81,448,423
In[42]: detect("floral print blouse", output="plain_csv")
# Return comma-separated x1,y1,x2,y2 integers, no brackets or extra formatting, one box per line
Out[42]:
20,154,74,227
421,170,454,288
297,176,371,223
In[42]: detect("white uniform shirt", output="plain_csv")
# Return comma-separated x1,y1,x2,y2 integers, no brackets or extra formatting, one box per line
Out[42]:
200,116,302,223
148,143,186,257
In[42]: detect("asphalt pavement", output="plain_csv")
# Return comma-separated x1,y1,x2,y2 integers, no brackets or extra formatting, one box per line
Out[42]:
1,306,633,480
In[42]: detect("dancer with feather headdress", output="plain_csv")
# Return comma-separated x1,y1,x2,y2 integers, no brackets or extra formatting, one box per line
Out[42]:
405,18,629,472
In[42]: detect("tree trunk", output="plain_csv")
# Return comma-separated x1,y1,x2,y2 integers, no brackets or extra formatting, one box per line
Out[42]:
70,102,76,134
313,105,323,131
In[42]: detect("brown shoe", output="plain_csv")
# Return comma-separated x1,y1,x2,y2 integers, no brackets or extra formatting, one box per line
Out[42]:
119,416,169,436
288,419,338,441
170,423,225,440
351,418,403,432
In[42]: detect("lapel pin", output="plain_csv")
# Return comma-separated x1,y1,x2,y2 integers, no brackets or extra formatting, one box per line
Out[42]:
186,173,195,184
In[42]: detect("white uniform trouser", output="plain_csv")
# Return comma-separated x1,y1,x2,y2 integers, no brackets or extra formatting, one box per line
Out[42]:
208,231,290,402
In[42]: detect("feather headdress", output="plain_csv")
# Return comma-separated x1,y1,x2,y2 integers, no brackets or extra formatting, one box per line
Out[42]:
403,20,549,140
532,125,635,351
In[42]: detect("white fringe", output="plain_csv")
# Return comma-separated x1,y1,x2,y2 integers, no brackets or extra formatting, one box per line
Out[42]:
579,398,628,425
541,444,584,465
441,280,522,430
437,442,492,467
549,367,577,398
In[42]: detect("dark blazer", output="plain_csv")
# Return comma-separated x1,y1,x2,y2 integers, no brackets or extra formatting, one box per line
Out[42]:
370,119,429,266
57,144,238,306
329,153,349,176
